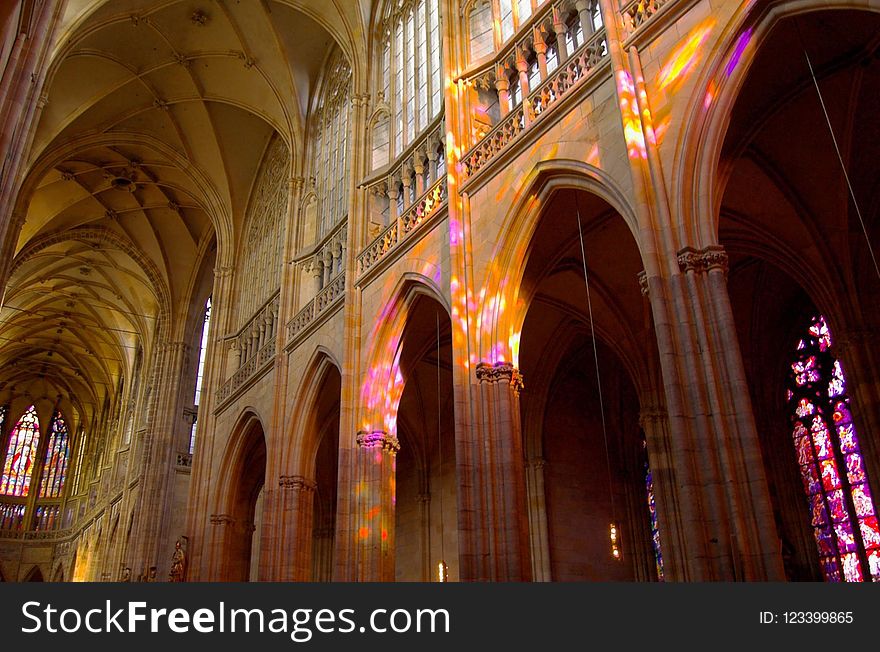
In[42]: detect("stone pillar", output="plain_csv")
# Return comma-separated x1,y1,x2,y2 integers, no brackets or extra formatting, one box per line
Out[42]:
413,150,426,198
460,362,531,581
312,256,323,294
553,7,569,62
323,249,334,287
401,162,414,210
644,246,785,580
525,457,551,581
418,491,432,582
533,28,549,80
352,431,399,581
495,65,511,118
576,0,595,37
387,175,401,227
515,48,532,126
274,475,316,581
207,513,236,580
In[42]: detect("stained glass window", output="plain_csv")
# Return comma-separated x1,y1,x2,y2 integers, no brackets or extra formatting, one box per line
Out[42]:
39,411,70,498
645,462,664,581
1,405,41,497
190,297,212,455
787,315,880,581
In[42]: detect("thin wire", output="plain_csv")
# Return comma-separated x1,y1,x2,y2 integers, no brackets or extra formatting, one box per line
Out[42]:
802,47,880,283
574,194,616,523
436,310,445,566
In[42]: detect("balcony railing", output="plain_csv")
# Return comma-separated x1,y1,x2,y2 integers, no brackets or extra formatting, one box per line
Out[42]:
215,291,280,406
461,27,608,181
287,270,346,346
356,177,448,278
620,0,673,41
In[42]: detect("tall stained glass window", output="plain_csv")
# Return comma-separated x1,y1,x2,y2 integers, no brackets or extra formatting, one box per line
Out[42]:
645,462,664,581
39,411,70,498
787,315,880,581
1,405,41,497
189,297,212,455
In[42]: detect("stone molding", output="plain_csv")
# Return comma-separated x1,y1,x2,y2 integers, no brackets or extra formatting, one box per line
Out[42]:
677,245,728,276
278,475,317,492
355,430,400,454
475,361,524,393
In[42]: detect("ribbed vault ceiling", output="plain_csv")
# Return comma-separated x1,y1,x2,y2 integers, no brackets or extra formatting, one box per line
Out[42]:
2,0,362,423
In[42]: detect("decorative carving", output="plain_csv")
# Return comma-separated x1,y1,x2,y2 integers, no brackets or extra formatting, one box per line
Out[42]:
278,475,317,492
191,10,209,26
637,270,649,296
676,245,728,277
168,537,187,582
475,361,524,393
356,431,400,454
209,514,234,526
238,136,289,323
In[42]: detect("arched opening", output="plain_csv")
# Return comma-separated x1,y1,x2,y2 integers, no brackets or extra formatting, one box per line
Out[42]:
220,418,267,582
23,566,43,582
310,364,341,582
719,9,880,581
518,189,660,581
394,294,457,581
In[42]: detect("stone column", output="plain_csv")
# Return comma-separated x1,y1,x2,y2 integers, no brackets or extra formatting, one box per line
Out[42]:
460,362,531,581
644,246,785,580
533,28,549,80
525,456,551,581
576,0,595,37
495,65,511,118
352,431,399,581
401,162,414,210
413,150,426,198
553,6,569,62
387,175,401,228
312,256,324,294
274,475,316,581
515,47,532,126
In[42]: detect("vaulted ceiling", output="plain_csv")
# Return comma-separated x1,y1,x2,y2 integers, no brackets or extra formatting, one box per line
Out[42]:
0,0,369,424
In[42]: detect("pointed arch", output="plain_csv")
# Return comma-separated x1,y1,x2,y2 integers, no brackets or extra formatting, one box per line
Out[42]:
284,346,342,476
358,273,450,437
673,1,880,248
473,159,641,367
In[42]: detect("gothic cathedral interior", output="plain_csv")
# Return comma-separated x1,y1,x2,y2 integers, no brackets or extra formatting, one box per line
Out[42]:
0,0,879,582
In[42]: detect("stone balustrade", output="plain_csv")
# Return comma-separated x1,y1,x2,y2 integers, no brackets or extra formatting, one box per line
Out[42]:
357,176,448,278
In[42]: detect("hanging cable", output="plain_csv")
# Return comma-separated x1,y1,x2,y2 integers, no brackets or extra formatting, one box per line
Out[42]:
574,193,620,560
436,310,448,582
799,36,880,283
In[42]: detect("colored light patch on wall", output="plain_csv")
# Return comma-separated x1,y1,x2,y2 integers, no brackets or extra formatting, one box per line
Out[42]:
656,21,715,94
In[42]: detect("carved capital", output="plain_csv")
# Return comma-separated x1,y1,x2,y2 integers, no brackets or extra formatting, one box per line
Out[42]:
278,475,317,492
356,430,400,454
638,406,668,430
637,270,649,296
209,514,234,526
677,245,728,277
475,361,524,393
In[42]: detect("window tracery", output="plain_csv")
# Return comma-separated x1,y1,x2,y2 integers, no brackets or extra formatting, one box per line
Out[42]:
374,0,443,169
1,405,40,497
39,411,69,498
787,315,880,581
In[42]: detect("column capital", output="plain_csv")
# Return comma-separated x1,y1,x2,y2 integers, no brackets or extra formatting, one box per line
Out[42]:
637,270,649,296
209,513,234,526
356,430,400,454
213,265,234,279
676,245,728,276
278,475,317,492
475,361,524,393
638,406,668,429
